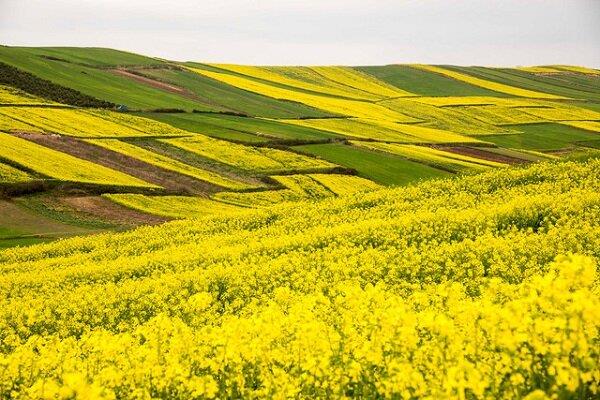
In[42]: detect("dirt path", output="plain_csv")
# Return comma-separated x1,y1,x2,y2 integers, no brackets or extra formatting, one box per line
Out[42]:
110,69,199,100
59,196,169,226
434,146,529,165
14,132,224,194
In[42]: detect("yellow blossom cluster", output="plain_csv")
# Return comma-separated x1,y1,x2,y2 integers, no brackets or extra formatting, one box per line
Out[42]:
0,159,599,399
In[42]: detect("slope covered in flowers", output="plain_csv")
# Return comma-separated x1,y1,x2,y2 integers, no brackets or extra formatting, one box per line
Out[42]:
0,158,599,399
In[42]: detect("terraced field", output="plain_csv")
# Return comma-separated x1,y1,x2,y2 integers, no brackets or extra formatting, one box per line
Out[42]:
0,45,598,247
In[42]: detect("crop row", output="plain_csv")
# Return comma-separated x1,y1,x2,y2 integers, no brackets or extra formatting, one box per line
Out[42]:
0,132,154,187
162,135,335,174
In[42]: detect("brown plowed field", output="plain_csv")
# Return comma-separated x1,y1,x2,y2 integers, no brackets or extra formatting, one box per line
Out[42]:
59,196,169,226
434,146,528,165
110,69,199,100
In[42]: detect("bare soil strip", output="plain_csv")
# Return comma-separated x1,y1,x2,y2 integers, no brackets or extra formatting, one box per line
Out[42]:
433,146,529,165
59,196,169,226
14,132,225,194
110,69,199,100
0,199,94,238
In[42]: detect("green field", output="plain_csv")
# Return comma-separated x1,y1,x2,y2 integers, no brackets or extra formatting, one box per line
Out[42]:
1,46,167,67
0,199,98,249
356,65,507,96
141,112,340,142
0,47,214,111
1,45,599,247
443,65,600,101
134,68,334,118
0,39,599,400
295,143,451,185
484,123,600,150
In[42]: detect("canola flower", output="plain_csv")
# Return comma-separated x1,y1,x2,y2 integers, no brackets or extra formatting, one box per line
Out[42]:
0,85,55,105
0,132,156,187
104,194,247,219
560,121,600,133
85,139,254,190
548,65,600,75
0,159,599,399
0,162,34,183
161,135,335,174
187,67,415,122
213,174,381,208
0,107,192,138
208,64,410,101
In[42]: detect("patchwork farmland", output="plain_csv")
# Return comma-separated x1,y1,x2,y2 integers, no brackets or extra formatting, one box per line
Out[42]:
0,44,599,399
0,46,599,248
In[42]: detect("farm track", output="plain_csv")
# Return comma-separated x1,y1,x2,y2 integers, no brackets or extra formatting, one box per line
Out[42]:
13,132,225,194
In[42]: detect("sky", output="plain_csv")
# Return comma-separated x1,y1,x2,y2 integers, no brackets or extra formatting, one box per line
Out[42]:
0,0,599,67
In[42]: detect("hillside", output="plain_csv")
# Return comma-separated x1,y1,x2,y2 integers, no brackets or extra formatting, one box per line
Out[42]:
0,157,599,398
0,46,599,249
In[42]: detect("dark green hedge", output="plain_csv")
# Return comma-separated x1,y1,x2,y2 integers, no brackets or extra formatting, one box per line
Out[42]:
0,62,115,108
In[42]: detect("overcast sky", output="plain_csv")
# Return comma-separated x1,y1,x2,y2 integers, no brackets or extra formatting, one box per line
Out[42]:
0,0,599,67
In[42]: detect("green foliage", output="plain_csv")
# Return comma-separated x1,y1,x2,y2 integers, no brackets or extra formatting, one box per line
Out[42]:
484,123,600,150
356,65,506,96
295,143,450,185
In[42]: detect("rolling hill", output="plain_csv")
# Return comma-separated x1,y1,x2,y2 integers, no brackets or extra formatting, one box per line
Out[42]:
0,45,599,398
0,45,599,248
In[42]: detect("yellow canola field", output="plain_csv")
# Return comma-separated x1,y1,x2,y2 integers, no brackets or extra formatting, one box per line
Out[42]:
188,67,417,122
0,85,55,105
209,64,412,100
550,65,600,75
412,96,541,108
271,174,333,198
0,107,189,138
0,162,34,183
515,66,563,74
351,141,505,172
89,110,193,136
0,107,146,137
308,66,412,98
162,135,335,174
104,194,246,219
213,188,304,208
0,111,37,132
214,174,380,208
0,132,155,187
519,106,600,121
412,65,567,99
453,105,546,125
84,139,254,190
560,120,600,133
210,64,376,100
0,159,599,399
380,98,510,135
308,173,381,196
282,117,483,143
